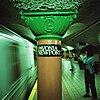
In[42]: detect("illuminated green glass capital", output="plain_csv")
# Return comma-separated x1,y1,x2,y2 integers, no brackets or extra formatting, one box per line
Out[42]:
20,11,77,40
9,0,86,40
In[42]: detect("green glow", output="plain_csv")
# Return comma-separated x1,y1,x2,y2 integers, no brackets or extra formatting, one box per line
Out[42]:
9,0,86,12
20,11,78,16
36,35,62,40
20,11,77,39
9,0,86,40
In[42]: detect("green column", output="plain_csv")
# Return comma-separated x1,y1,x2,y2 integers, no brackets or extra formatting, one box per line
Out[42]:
20,12,76,100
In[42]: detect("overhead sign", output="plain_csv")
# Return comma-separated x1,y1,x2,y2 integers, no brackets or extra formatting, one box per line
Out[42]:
38,44,61,56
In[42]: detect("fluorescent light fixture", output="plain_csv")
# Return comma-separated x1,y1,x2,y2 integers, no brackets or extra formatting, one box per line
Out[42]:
62,48,68,51
66,46,74,50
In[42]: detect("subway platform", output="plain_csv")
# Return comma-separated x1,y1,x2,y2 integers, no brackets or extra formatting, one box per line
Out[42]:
28,59,100,100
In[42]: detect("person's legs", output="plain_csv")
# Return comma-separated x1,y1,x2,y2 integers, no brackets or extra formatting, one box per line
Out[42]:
90,74,97,99
84,69,90,97
70,58,75,71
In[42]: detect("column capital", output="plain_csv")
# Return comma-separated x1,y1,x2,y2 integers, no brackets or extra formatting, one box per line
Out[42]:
9,0,86,40
20,11,77,40
9,0,86,12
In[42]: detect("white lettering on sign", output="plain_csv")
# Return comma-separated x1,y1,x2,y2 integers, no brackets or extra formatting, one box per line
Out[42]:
38,45,61,56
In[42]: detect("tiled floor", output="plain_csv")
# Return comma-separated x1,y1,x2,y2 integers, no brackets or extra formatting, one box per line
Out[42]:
31,58,100,100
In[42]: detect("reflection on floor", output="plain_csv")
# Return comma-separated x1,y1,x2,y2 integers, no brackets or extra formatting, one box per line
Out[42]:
30,58,100,100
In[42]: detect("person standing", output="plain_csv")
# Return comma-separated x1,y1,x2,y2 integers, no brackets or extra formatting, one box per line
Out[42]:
80,51,97,100
69,51,75,71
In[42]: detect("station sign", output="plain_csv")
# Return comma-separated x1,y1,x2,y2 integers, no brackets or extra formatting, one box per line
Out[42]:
38,44,61,56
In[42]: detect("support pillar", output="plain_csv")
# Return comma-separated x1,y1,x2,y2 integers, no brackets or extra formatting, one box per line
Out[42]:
9,1,86,99
37,39,62,100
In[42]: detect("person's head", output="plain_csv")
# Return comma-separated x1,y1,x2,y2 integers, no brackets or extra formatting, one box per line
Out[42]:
87,50,94,57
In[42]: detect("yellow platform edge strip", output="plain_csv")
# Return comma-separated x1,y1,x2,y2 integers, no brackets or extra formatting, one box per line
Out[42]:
28,80,37,100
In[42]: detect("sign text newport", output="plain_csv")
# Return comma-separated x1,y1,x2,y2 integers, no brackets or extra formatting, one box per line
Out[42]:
38,45,61,56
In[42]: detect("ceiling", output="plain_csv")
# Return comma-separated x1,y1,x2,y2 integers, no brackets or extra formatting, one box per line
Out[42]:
62,0,100,49
0,0,36,43
0,0,100,50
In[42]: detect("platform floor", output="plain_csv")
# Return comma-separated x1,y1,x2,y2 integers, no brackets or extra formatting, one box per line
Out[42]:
29,59,100,100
